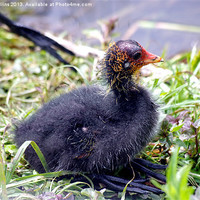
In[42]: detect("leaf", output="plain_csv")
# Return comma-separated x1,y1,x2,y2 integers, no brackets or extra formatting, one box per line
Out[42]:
37,192,63,200
81,188,105,200
177,165,194,200
174,138,188,149
165,115,177,124
4,144,17,155
181,117,192,132
176,110,190,121
152,146,194,200
171,124,184,132
192,119,200,129
153,79,159,88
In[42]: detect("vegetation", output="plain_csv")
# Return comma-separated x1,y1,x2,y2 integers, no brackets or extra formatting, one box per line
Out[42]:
0,22,200,200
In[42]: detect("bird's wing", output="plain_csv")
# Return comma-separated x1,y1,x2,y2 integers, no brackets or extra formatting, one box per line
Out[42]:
69,125,97,160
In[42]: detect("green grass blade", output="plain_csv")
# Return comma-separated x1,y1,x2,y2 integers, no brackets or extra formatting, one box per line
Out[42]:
0,140,8,200
160,84,187,101
6,141,49,184
178,165,194,200
59,65,89,85
161,100,200,110
166,147,179,183
6,141,32,184
12,170,77,182
152,147,195,200
30,141,49,173
6,176,45,190
58,181,90,194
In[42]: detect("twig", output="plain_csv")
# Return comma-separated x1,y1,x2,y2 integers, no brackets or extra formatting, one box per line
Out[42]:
45,32,105,59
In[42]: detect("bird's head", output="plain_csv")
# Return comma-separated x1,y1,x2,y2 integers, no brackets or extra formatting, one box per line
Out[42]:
102,40,163,94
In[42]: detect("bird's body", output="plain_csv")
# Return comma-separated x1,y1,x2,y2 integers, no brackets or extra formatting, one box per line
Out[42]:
15,84,158,173
14,40,165,193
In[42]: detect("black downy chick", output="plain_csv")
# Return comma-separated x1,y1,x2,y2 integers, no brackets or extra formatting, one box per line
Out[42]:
14,40,165,194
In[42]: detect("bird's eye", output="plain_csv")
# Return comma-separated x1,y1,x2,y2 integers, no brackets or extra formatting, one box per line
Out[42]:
133,52,141,60
124,62,130,68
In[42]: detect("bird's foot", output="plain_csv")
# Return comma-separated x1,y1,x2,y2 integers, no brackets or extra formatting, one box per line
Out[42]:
91,159,167,194
72,159,167,194
132,158,167,183
92,174,163,194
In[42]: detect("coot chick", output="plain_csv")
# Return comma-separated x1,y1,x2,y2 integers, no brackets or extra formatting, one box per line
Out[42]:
14,40,165,194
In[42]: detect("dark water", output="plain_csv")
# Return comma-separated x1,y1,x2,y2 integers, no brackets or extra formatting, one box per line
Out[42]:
2,0,200,57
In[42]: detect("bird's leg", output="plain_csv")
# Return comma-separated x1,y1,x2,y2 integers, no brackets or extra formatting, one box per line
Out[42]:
131,159,166,183
72,173,163,194
96,174,163,194
70,159,167,194
88,160,166,194
93,174,149,194
133,158,167,169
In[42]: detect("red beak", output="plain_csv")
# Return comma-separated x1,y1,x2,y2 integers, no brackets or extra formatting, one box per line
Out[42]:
142,48,164,65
